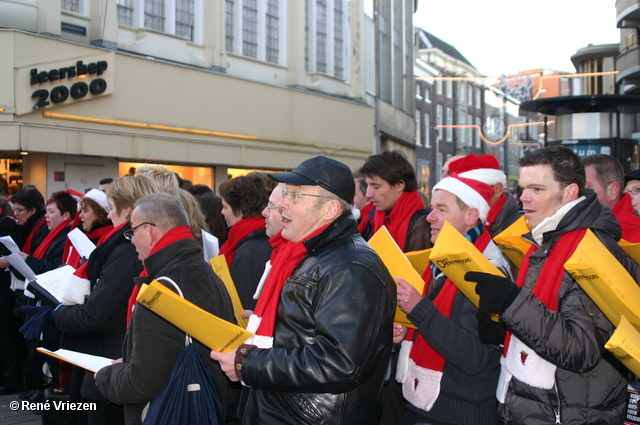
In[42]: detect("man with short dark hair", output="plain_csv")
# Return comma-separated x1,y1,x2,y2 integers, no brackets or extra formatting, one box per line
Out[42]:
98,178,113,193
466,146,640,425
211,156,396,425
95,193,236,425
358,150,431,251
583,154,640,241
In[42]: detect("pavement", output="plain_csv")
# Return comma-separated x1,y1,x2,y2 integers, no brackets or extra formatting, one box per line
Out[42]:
0,392,41,425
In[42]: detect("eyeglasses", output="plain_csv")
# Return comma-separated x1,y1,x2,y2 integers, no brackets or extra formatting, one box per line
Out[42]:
123,222,156,240
625,187,640,196
13,208,26,214
281,189,332,204
265,203,279,210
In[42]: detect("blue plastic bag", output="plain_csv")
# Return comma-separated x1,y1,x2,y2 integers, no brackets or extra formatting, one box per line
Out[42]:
142,343,223,425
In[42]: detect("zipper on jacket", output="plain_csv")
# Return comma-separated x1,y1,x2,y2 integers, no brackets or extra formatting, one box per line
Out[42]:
553,382,562,424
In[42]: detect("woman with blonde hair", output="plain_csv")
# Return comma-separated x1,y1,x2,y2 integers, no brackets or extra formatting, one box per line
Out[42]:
52,175,158,425
135,165,179,194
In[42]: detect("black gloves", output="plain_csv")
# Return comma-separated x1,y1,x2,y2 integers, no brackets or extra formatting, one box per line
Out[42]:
476,310,506,346
465,271,520,315
19,305,54,340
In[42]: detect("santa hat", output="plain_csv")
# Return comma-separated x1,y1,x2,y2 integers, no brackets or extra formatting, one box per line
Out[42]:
433,175,493,221
82,189,110,212
448,154,507,186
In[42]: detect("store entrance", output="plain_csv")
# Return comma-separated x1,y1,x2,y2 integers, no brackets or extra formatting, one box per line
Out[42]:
118,162,214,189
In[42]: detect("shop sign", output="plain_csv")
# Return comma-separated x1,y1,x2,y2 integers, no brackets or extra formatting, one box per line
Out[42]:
15,52,115,116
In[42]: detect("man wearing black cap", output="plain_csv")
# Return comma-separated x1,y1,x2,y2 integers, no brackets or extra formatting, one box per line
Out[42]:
211,156,397,425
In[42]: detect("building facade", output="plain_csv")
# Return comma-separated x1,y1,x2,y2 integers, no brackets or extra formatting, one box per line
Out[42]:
0,0,416,195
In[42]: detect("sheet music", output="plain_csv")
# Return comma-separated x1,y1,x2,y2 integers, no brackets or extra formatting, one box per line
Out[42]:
3,253,36,282
37,348,113,373
31,265,76,304
0,236,20,254
67,227,96,260
202,229,219,262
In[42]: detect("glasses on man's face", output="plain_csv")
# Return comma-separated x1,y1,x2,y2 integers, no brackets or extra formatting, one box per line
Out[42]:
265,202,279,210
13,208,25,215
281,189,332,204
123,222,156,241
626,187,640,196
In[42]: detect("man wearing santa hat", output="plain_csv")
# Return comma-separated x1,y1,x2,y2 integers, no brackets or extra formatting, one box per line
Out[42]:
394,175,512,425
448,154,521,236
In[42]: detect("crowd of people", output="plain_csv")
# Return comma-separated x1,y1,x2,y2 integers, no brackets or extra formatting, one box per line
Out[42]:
0,148,639,425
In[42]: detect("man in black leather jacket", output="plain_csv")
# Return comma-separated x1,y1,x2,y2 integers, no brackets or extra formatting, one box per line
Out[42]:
212,156,397,425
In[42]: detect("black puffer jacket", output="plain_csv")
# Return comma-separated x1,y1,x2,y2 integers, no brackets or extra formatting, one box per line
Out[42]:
499,191,640,425
240,214,397,425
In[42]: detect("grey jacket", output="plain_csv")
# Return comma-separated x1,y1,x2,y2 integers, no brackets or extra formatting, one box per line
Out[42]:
499,191,640,425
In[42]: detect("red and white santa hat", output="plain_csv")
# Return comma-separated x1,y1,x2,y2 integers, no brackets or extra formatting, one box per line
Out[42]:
82,188,110,212
448,154,507,187
433,175,493,222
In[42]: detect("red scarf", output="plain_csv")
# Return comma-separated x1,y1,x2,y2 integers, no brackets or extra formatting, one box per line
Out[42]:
253,224,329,338
219,216,266,267
372,191,424,250
503,228,586,356
23,216,47,255
357,203,375,235
486,193,508,230
126,226,194,326
406,229,492,372
613,193,640,243
32,218,72,259
63,224,113,269
73,222,127,280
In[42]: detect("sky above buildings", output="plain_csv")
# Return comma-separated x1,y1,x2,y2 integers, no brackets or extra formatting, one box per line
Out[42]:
413,0,620,78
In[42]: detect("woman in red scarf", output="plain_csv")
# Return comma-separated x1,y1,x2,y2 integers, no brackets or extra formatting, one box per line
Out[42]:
21,191,76,274
63,189,113,269
219,172,274,311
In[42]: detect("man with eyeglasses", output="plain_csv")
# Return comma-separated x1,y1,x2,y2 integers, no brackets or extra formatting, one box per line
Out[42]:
583,154,640,242
625,169,640,218
95,193,236,424
211,156,396,425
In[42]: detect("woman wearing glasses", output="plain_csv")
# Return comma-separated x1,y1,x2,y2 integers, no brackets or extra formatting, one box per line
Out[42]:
10,187,49,255
52,175,158,425
219,172,275,311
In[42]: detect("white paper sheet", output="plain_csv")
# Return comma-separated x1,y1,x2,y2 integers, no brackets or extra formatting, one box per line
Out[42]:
37,348,114,373
3,252,36,282
67,227,96,260
31,265,76,304
0,236,20,254
202,229,219,262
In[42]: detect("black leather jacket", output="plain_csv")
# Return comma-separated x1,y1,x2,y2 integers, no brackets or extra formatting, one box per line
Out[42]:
240,213,397,425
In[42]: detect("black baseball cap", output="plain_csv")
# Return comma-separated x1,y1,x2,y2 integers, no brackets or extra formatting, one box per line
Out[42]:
625,169,640,184
268,156,355,204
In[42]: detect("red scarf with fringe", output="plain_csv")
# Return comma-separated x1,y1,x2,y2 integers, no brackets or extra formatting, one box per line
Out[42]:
253,224,328,338
33,218,72,259
372,191,424,250
503,228,586,356
126,226,194,326
406,229,492,372
219,216,266,267
23,216,47,255
613,193,640,243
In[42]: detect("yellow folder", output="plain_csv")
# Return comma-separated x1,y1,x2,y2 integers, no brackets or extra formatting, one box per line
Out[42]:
618,239,640,265
136,280,253,352
564,229,640,331
210,255,248,329
429,222,504,317
493,216,532,268
405,249,432,276
606,315,640,377
368,226,425,329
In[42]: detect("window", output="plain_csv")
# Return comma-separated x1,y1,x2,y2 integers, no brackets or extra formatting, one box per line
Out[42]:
475,88,481,109
62,0,80,13
424,113,431,147
145,0,165,31
243,0,258,58
415,110,422,146
305,0,349,79
424,87,431,102
437,152,443,178
436,79,442,95
436,105,443,140
446,78,452,98
446,107,453,142
226,0,234,51
468,84,473,106
475,117,481,148
175,0,195,40
467,114,473,146
416,84,422,100
627,30,637,51
117,0,134,26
